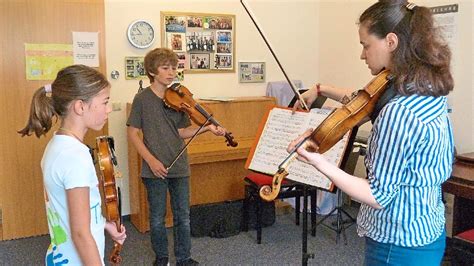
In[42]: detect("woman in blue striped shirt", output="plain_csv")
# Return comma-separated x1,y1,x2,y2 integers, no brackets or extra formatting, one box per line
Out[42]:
291,1,454,265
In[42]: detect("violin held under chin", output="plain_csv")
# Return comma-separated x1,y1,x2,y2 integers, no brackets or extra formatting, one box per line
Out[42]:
163,83,238,148
259,70,393,202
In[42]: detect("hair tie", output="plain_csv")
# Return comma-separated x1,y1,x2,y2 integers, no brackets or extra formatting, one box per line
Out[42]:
406,2,417,11
44,84,52,93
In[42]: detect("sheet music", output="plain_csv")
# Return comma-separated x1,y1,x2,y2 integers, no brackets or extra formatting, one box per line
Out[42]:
248,107,350,190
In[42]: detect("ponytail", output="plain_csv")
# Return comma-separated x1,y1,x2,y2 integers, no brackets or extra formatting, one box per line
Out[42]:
396,6,453,96
18,86,57,137
18,65,109,138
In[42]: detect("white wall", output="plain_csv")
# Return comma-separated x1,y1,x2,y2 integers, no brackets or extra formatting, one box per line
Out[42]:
105,0,319,215
106,0,473,215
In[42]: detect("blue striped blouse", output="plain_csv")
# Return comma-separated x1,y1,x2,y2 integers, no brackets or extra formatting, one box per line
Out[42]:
357,94,454,247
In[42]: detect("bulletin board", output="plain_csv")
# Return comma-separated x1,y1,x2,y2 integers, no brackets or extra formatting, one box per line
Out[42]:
161,11,236,73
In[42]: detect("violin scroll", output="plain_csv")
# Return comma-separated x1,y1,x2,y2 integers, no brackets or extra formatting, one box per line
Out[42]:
224,132,238,147
109,242,123,264
259,168,289,202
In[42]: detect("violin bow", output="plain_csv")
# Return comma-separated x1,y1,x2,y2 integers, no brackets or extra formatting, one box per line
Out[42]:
166,115,212,171
240,0,309,111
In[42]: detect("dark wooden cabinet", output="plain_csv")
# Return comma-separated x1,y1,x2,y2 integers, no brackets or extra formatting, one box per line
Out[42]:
443,153,474,236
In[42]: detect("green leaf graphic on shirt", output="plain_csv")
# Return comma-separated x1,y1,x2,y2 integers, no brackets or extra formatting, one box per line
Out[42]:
47,208,68,245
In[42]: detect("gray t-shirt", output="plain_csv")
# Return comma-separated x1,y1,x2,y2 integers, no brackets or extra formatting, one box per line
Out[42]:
127,87,191,178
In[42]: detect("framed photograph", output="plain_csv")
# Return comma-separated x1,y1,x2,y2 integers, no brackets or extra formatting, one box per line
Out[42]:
176,53,186,69
204,16,233,30
186,31,215,52
165,16,186,33
216,42,232,53
190,53,210,70
162,11,235,73
215,54,232,69
167,32,185,52
216,30,232,42
239,61,265,83
125,56,146,80
187,16,203,28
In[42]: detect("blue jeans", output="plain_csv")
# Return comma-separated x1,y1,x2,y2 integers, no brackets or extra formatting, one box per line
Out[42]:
364,230,446,266
142,177,191,263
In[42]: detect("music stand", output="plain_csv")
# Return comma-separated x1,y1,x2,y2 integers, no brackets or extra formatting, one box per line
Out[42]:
286,93,329,265
296,126,359,265
287,93,360,263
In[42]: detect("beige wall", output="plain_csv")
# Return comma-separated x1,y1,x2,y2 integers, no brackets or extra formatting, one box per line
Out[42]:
105,0,473,215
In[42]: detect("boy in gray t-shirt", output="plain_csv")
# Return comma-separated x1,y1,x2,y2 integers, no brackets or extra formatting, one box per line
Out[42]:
127,48,225,266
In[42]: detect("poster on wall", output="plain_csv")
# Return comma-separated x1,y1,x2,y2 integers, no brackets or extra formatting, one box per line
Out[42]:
430,3,458,113
25,43,73,80
238,62,265,83
161,11,235,73
431,4,458,54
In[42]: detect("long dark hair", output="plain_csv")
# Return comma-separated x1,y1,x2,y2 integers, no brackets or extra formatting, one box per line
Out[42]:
359,0,453,96
18,65,110,137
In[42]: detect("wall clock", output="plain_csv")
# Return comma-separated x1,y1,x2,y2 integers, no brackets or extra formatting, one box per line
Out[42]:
127,20,155,49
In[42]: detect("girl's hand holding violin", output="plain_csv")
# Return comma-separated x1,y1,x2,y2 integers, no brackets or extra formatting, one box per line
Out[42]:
105,221,127,245
287,129,329,168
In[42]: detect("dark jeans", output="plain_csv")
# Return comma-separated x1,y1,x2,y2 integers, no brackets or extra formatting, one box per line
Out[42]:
142,177,191,263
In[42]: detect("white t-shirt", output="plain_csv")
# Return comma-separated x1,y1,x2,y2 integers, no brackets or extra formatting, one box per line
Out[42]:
42,135,105,265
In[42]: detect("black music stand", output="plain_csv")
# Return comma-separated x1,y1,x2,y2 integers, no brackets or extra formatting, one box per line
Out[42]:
286,93,328,265
297,126,359,265
287,93,361,264
302,127,358,266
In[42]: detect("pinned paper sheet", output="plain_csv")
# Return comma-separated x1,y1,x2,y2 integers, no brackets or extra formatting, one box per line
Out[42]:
73,32,99,67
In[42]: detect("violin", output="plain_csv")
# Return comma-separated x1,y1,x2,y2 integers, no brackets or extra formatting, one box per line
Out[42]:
259,70,393,201
164,83,238,147
96,136,123,264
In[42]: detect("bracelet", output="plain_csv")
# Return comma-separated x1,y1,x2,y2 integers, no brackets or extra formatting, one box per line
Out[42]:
315,83,321,97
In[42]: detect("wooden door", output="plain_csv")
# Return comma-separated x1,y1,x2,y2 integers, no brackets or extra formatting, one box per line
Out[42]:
0,0,107,240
